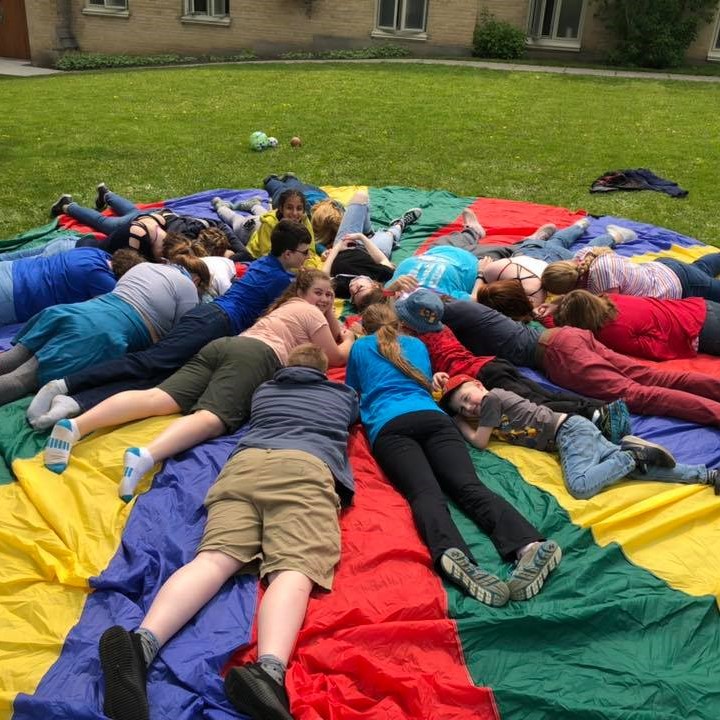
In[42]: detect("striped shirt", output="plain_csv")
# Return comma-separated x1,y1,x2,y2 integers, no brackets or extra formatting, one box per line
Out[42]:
575,249,682,299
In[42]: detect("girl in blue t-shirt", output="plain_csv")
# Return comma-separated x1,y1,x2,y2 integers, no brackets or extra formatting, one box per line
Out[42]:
344,301,561,608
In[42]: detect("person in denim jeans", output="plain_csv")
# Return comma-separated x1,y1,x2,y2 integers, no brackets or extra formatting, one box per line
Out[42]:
441,376,720,499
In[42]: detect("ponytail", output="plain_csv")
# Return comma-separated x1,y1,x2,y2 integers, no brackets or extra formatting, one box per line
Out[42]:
361,302,433,393
173,253,211,296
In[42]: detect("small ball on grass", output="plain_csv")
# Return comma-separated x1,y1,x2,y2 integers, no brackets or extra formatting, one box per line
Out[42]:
290,136,302,148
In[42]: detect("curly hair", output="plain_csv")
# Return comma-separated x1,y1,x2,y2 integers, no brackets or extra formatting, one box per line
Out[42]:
111,248,145,278
196,227,230,257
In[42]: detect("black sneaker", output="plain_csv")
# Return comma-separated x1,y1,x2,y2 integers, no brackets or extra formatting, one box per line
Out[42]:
389,207,423,232
50,194,73,217
708,468,720,495
225,663,294,720
99,626,149,720
95,183,110,211
620,435,676,474
439,548,510,607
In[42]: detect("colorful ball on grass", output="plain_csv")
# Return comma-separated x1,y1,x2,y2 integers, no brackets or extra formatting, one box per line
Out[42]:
267,136,279,148
249,131,269,151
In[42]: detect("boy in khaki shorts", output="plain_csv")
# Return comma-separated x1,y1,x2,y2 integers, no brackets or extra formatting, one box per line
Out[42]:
98,344,359,720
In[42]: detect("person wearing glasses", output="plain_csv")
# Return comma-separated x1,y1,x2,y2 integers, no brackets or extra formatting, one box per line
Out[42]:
28,221,312,429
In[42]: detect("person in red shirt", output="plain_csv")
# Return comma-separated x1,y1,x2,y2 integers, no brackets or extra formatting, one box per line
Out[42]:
552,290,720,361
394,290,629,441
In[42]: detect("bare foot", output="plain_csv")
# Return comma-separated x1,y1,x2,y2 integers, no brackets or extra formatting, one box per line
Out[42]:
461,209,486,239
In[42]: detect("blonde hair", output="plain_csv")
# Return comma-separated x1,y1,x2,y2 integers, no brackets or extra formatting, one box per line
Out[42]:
542,248,615,294
264,268,331,315
361,302,432,393
287,343,329,373
554,290,618,332
311,199,344,248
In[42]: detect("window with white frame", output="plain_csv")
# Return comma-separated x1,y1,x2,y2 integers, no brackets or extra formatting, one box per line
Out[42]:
527,0,586,48
709,10,720,61
184,0,229,17
377,0,428,33
86,0,128,10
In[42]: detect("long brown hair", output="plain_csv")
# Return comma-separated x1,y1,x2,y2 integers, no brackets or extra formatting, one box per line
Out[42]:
172,254,211,296
264,268,331,315
554,290,618,332
542,247,614,294
476,280,535,323
361,302,433,392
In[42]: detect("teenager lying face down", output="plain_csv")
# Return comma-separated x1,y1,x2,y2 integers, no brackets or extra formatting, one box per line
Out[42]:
542,246,720,302
96,344,359,720
440,374,719,500
43,269,355,503
52,183,241,262
0,254,209,406
551,289,720,361
345,300,561,609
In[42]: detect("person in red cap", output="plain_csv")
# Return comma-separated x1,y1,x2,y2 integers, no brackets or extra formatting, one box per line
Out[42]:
438,374,719,498
345,301,562,608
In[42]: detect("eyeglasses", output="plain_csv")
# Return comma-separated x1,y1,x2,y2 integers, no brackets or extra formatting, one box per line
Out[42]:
293,248,311,256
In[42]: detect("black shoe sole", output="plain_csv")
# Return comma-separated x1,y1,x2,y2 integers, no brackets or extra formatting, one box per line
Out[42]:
621,435,676,468
50,194,71,218
225,667,294,720
95,183,109,211
99,627,149,720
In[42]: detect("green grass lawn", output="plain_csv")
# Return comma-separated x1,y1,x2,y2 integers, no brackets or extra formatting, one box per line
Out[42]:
1,62,719,245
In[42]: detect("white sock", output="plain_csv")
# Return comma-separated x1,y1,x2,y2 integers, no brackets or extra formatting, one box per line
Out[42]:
27,378,68,424
44,418,81,474
32,395,81,431
119,447,155,502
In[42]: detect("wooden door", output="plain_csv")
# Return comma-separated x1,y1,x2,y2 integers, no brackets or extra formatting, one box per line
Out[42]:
0,0,31,60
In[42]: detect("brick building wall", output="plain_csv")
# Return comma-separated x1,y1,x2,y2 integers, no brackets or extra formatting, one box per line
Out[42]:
25,0,483,64
22,1,720,68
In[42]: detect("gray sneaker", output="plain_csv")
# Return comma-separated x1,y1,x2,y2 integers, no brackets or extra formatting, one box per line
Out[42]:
231,196,265,213
440,548,510,607
527,223,557,242
507,540,562,601
620,435,676,474
606,224,637,244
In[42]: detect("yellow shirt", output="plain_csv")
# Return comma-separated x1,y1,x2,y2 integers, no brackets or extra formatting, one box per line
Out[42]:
245,212,322,270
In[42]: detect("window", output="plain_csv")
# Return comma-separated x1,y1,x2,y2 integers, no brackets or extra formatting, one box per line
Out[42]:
184,0,229,17
376,0,428,33
86,0,128,9
83,0,129,17
527,0,586,49
709,10,720,61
